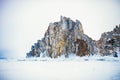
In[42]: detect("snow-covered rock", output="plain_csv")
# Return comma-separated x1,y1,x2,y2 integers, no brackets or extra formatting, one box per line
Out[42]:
97,25,120,56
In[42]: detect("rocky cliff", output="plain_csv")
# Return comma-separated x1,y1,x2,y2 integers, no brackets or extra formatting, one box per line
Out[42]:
26,16,97,58
97,25,120,57
26,16,120,58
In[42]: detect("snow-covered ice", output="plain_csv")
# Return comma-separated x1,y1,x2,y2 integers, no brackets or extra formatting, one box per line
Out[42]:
0,56,120,80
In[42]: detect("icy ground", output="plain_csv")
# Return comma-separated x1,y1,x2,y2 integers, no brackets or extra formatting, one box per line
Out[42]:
0,56,120,80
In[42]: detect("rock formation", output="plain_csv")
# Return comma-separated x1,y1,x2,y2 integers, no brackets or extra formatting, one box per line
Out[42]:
26,16,120,58
97,25,120,57
26,16,97,58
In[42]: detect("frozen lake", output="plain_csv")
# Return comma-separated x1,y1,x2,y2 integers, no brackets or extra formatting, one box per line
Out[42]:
0,57,120,80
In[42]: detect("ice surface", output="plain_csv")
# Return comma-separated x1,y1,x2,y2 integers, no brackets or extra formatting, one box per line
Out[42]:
0,56,120,80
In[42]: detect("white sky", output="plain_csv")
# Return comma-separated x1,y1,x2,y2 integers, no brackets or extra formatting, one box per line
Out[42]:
0,0,120,58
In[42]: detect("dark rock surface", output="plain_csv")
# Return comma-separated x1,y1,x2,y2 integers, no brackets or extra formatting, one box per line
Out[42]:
97,25,120,56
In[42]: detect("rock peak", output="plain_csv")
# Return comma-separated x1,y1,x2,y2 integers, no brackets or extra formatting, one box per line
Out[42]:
26,16,96,58
60,16,84,34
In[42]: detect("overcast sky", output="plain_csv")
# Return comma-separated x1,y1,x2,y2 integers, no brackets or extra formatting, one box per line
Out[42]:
0,0,120,58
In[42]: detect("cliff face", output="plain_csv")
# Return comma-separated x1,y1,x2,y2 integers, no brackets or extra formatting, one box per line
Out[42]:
97,25,120,56
26,16,97,58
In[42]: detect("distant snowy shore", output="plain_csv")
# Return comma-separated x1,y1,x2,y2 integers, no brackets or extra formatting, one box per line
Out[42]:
0,55,120,62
